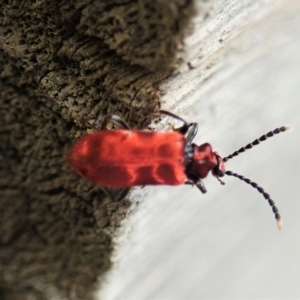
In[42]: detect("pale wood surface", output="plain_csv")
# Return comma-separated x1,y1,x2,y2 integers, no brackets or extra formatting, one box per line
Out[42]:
99,1,300,299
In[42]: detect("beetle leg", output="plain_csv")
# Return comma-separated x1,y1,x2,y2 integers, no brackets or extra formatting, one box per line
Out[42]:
159,110,189,124
159,110,190,135
173,122,194,136
72,116,101,131
110,115,131,130
188,174,207,194
101,115,131,130
100,187,130,202
185,181,194,186
159,110,199,143
99,186,115,200
185,180,207,194
185,123,198,145
113,188,130,202
194,179,207,194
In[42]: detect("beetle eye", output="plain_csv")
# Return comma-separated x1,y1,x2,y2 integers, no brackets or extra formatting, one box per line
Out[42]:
218,169,225,177
212,166,225,177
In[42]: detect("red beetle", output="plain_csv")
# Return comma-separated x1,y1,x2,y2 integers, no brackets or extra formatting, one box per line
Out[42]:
67,110,291,229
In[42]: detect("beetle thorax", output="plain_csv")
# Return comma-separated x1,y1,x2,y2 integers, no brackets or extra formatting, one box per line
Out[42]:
186,143,226,179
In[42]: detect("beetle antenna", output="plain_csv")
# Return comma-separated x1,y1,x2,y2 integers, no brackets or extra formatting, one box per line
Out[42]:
216,177,225,185
223,125,292,162
225,170,282,230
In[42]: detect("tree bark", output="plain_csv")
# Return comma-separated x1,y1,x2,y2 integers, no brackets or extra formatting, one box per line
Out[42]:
0,1,194,299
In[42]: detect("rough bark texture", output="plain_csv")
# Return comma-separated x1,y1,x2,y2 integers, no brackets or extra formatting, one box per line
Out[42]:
0,0,196,299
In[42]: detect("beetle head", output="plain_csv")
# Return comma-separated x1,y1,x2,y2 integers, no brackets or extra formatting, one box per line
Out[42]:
191,143,226,181
211,151,226,183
